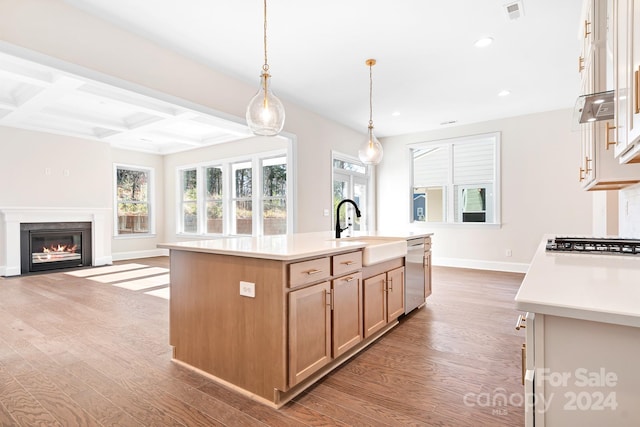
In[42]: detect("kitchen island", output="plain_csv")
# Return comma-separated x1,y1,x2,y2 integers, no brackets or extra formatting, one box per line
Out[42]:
158,231,431,407
515,236,640,426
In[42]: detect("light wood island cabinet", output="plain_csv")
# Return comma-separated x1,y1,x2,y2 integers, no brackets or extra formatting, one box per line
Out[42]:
362,259,405,338
167,246,398,407
161,231,432,408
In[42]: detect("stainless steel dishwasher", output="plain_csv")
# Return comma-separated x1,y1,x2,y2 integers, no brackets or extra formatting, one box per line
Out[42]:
405,238,425,314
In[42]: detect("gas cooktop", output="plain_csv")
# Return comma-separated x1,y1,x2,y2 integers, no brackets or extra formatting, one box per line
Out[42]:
545,237,640,255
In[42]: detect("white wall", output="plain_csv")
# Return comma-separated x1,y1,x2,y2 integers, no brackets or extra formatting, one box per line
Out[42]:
619,183,640,238
378,109,593,272
0,0,365,257
0,126,112,208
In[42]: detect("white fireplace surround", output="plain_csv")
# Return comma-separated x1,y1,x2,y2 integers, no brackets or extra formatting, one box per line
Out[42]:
0,207,112,276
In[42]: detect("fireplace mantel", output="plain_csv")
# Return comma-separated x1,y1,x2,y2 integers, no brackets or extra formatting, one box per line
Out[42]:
0,207,112,276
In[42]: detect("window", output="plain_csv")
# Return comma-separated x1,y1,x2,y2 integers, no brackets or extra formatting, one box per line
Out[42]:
232,161,253,235
114,165,154,236
332,154,371,233
177,151,290,236
180,169,198,233
205,166,223,234
410,132,500,224
262,156,287,235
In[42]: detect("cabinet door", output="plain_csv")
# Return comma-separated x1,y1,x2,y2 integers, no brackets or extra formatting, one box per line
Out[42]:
424,251,432,299
629,0,640,146
363,273,387,338
288,281,331,386
332,272,363,357
386,267,405,321
615,0,630,156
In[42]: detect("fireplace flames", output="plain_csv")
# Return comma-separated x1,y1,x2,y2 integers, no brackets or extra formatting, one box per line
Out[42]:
34,244,79,262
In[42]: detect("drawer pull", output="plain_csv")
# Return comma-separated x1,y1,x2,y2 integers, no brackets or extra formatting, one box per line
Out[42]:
635,68,639,115
343,276,356,282
341,260,356,266
515,314,527,330
606,121,617,149
521,343,526,385
305,269,323,275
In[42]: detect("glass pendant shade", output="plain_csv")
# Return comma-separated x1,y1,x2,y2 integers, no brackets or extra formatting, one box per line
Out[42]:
246,72,285,136
358,58,383,165
358,127,383,165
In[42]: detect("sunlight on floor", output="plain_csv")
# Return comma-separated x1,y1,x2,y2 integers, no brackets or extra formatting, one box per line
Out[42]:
65,264,170,299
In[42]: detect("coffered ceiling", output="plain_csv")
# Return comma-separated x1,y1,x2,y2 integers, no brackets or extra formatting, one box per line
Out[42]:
0,51,252,154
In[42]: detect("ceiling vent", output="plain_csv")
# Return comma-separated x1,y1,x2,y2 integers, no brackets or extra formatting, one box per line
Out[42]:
504,1,525,20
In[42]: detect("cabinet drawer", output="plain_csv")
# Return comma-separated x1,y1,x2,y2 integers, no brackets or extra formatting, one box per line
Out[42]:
332,251,362,276
288,257,331,287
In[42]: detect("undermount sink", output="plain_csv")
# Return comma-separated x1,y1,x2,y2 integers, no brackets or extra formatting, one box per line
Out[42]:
335,236,407,266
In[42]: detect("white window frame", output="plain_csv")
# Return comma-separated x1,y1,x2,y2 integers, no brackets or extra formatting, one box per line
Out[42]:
409,132,501,226
113,163,155,238
176,149,293,236
331,151,375,232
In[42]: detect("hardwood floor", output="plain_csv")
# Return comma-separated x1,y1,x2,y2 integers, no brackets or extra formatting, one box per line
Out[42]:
0,260,525,426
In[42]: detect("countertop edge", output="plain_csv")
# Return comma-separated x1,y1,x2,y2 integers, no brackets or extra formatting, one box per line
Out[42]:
515,300,640,328
157,241,366,261
157,231,432,261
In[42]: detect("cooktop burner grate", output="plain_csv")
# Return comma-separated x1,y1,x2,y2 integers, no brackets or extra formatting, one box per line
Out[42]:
545,237,640,255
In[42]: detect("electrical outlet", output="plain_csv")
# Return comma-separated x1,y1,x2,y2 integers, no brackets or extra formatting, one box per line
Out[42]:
239,281,255,298
506,249,512,257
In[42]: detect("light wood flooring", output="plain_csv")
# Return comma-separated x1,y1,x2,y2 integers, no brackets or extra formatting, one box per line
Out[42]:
0,258,525,426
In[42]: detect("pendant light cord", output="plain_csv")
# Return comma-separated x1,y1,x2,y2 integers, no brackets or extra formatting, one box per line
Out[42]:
368,61,374,130
263,0,269,73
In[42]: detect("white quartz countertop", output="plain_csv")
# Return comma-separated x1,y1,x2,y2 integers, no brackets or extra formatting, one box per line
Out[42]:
515,236,640,328
157,230,433,261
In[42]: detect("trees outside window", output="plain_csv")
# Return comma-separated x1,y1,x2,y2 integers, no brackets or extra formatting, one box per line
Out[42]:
177,152,289,236
115,165,153,235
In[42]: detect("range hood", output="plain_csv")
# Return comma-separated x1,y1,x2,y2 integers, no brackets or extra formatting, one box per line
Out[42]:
574,90,614,123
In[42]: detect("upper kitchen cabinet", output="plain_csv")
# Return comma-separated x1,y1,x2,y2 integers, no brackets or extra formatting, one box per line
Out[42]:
579,0,640,189
614,0,640,162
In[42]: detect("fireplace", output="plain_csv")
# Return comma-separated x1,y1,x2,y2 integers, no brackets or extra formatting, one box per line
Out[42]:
20,222,92,274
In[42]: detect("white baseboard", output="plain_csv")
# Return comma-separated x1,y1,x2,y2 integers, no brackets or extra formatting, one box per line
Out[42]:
111,248,169,261
433,257,529,274
1,265,20,277
94,256,113,267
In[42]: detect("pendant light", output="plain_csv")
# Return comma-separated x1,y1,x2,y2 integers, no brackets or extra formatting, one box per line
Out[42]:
246,0,285,136
358,58,383,165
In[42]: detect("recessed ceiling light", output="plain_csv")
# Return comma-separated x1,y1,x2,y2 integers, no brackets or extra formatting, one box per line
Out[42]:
391,111,401,117
593,98,605,104
587,117,597,122
474,37,494,48
498,90,511,97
